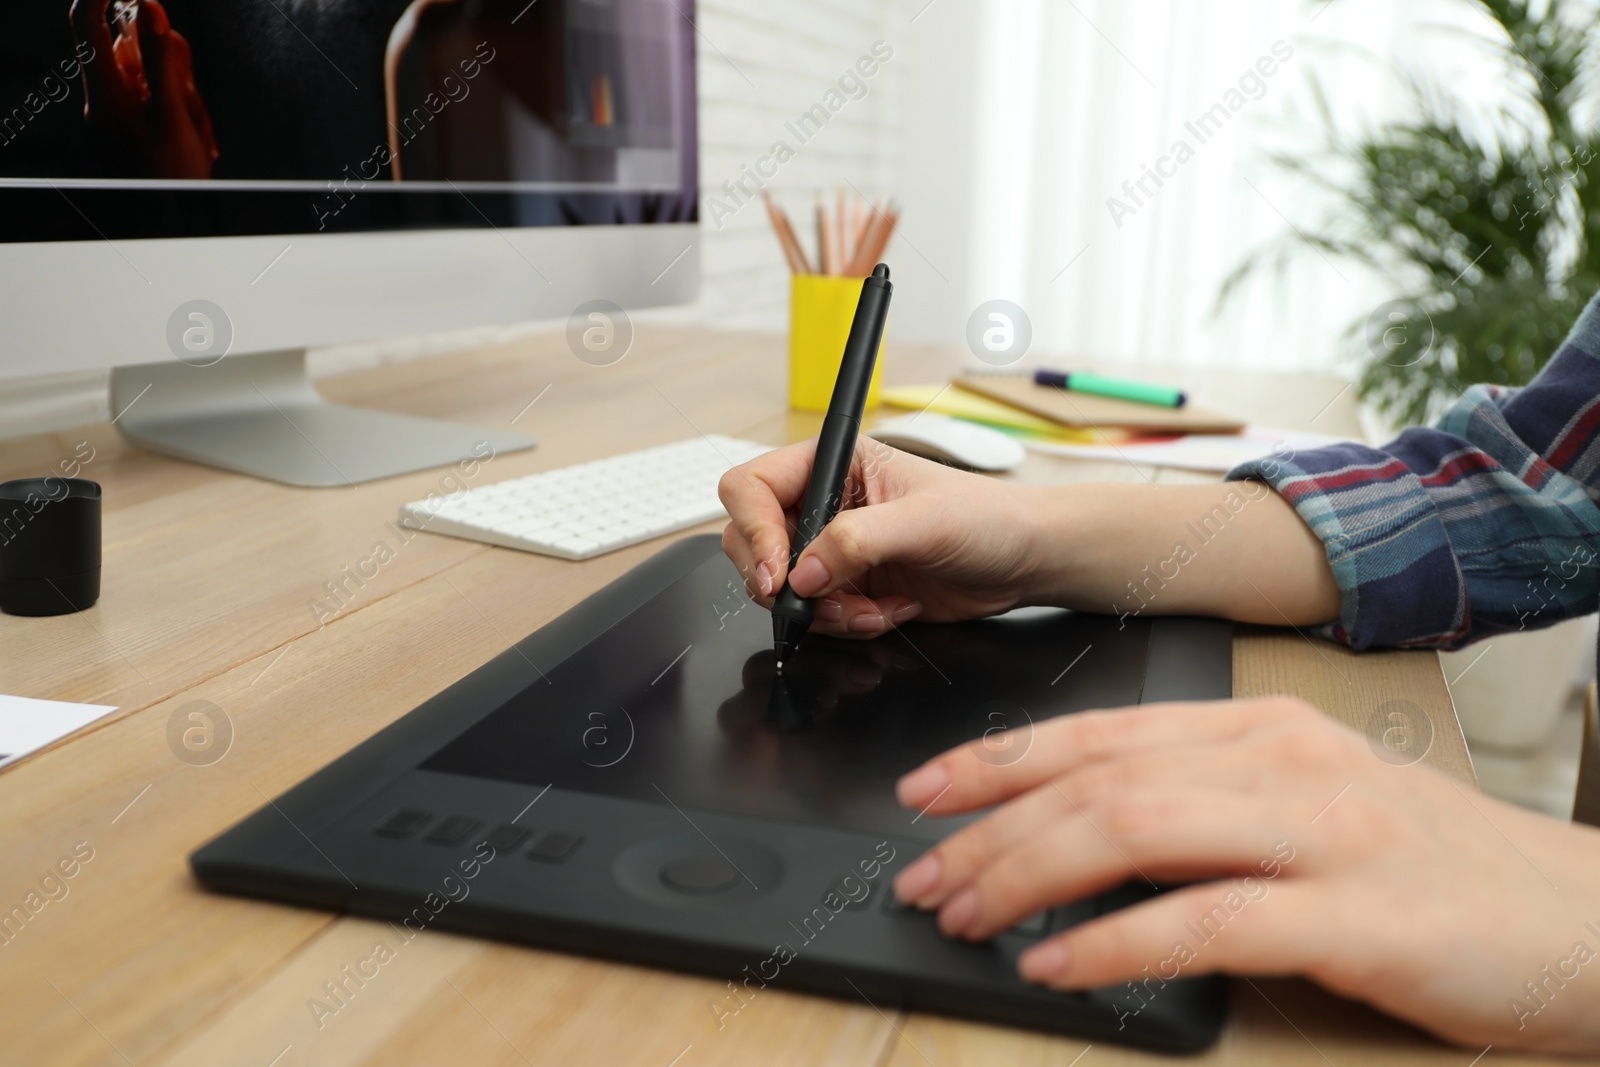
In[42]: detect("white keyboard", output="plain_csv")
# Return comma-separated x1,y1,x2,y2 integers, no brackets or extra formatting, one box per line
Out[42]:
399,435,774,560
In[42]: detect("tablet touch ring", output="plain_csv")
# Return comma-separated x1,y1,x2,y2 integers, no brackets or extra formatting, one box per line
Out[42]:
613,834,782,908
661,854,741,894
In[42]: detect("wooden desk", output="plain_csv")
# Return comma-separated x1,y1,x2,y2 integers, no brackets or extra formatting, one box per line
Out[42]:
0,328,1546,1065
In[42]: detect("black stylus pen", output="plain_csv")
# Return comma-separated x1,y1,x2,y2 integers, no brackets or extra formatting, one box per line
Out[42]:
772,262,893,669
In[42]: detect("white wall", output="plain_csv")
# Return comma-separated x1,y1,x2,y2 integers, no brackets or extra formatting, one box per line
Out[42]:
650,0,912,330
885,0,1512,376
676,0,1525,382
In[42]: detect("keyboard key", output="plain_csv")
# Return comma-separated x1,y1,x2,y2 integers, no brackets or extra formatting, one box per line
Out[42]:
551,536,600,558
373,809,431,839
507,517,559,535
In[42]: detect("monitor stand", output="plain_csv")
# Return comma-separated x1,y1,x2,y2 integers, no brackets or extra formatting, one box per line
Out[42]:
110,349,536,487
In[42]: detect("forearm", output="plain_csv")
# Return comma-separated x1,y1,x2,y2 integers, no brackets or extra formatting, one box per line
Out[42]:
1018,481,1341,626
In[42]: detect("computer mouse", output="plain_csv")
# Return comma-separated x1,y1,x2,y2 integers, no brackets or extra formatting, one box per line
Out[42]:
867,413,1026,472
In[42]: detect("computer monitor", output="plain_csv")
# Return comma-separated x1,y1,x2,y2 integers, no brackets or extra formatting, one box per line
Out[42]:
0,0,700,486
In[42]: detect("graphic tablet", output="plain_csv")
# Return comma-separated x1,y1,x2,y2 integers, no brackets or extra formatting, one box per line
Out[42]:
191,534,1231,1052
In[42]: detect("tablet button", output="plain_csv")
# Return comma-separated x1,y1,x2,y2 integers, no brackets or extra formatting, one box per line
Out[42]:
1010,910,1048,938
482,825,531,853
1097,881,1157,916
1051,899,1097,932
827,874,875,909
426,816,482,845
373,809,431,839
528,831,584,863
660,855,740,894
882,889,915,914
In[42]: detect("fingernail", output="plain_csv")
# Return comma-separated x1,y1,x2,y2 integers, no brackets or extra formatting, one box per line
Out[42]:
891,601,923,625
847,610,888,633
896,762,949,808
938,888,979,936
894,853,940,901
815,598,843,622
755,560,774,597
789,555,831,596
1019,940,1071,983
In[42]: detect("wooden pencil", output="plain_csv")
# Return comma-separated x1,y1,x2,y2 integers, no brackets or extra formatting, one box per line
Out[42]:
846,202,894,276
850,193,866,265
859,202,898,271
842,207,880,276
774,201,813,274
761,190,808,274
836,186,850,273
816,195,835,275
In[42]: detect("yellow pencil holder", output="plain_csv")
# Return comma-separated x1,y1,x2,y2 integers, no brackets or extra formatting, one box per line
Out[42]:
788,275,886,412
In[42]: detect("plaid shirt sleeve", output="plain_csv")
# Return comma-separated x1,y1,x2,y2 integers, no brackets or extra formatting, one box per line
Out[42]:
1225,293,1600,651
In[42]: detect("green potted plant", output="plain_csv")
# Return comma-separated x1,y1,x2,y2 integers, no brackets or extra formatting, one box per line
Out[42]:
1220,0,1600,427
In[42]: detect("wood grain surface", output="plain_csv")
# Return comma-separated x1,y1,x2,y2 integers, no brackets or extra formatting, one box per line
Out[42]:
0,328,1541,1066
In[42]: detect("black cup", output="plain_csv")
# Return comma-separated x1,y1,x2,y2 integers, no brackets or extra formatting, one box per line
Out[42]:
0,478,101,616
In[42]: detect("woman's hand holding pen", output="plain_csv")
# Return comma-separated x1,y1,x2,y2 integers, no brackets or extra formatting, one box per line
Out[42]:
718,438,1044,636
720,437,1341,638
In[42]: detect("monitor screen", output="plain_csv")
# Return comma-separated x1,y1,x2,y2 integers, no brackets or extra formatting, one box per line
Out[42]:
0,0,697,242
421,553,1154,842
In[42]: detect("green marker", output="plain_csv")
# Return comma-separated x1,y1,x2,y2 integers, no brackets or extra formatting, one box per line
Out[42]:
1034,369,1186,408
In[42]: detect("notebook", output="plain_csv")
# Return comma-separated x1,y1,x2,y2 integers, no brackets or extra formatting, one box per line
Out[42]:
956,374,1245,435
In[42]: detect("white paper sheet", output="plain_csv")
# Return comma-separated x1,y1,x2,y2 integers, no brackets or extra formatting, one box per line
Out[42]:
0,694,119,769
